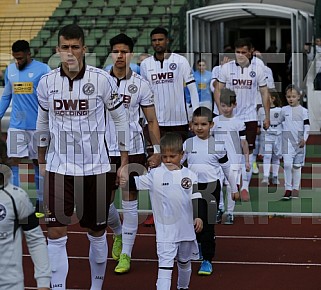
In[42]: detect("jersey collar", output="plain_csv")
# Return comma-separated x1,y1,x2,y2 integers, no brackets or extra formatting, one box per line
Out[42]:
110,67,132,80
60,62,86,80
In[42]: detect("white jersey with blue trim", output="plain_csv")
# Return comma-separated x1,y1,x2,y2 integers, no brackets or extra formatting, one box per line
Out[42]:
134,163,198,243
0,60,50,130
140,53,196,126
37,65,128,176
218,59,267,122
105,69,154,156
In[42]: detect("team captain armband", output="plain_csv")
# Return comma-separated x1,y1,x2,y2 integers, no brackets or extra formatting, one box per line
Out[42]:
153,145,161,154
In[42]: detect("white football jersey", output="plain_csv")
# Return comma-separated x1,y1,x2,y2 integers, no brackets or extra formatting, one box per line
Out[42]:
218,59,267,121
105,69,154,156
140,53,196,126
37,65,127,176
258,106,282,135
281,105,309,146
134,163,197,243
212,115,246,169
182,135,227,183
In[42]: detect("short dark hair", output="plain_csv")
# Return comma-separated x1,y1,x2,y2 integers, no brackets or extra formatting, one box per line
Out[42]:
220,88,236,106
150,27,168,38
12,40,30,53
58,24,85,45
109,33,134,52
160,132,183,153
234,38,253,50
192,106,214,122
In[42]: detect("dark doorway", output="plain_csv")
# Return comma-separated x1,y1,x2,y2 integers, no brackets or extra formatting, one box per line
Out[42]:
240,29,265,52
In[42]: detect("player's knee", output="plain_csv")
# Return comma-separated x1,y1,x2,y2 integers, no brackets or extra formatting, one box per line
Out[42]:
177,260,191,270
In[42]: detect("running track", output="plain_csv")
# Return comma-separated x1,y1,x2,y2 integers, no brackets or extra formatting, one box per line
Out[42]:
23,216,321,290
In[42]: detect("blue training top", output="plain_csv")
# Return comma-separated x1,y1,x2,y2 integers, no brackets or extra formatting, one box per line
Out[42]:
193,69,213,104
0,59,50,130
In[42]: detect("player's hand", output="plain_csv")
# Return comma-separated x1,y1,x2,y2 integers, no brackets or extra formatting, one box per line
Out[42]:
147,153,161,168
298,139,306,148
194,218,203,233
118,164,129,187
245,161,251,172
232,191,240,201
263,118,270,130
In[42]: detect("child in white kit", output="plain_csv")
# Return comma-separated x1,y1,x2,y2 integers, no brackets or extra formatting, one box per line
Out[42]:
120,132,203,290
281,85,310,199
258,89,283,185
212,89,250,224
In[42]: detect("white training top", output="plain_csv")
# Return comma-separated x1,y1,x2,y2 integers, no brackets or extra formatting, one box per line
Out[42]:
258,106,283,135
105,69,154,156
37,65,129,176
140,53,197,126
182,135,227,183
218,59,267,122
134,163,197,243
212,115,246,170
256,65,275,105
0,183,51,290
280,105,310,146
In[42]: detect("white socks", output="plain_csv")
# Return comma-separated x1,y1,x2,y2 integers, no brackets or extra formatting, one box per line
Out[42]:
242,153,254,190
47,236,68,290
121,200,138,257
87,233,108,290
157,268,172,290
292,166,302,190
177,261,191,289
107,202,122,236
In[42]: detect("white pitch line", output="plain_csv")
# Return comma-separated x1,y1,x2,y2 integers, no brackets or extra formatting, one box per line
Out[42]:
22,254,321,267
43,231,321,241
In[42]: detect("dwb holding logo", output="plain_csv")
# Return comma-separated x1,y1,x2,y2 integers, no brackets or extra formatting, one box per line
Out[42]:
54,99,89,116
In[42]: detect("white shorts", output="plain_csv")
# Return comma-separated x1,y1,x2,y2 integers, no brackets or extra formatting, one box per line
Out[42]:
157,240,199,267
282,145,306,167
6,128,37,159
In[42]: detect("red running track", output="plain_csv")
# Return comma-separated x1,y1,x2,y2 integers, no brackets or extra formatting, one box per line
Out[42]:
23,216,321,290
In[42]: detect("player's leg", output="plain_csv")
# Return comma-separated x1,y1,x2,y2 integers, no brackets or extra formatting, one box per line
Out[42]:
45,172,74,290
292,149,306,198
176,240,199,289
6,128,28,186
271,135,282,185
282,153,294,199
106,156,122,261
115,154,146,274
225,168,240,225
156,242,177,290
79,173,111,290
241,121,257,201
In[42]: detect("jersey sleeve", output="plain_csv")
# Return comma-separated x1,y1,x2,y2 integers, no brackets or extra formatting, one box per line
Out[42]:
257,63,268,87
0,68,13,118
134,171,153,190
139,79,154,107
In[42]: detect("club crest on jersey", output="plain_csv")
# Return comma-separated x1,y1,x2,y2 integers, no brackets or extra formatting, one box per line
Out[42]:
82,83,95,95
28,72,34,78
249,71,256,78
274,112,279,118
0,204,7,221
181,177,192,189
128,84,138,94
169,63,177,70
